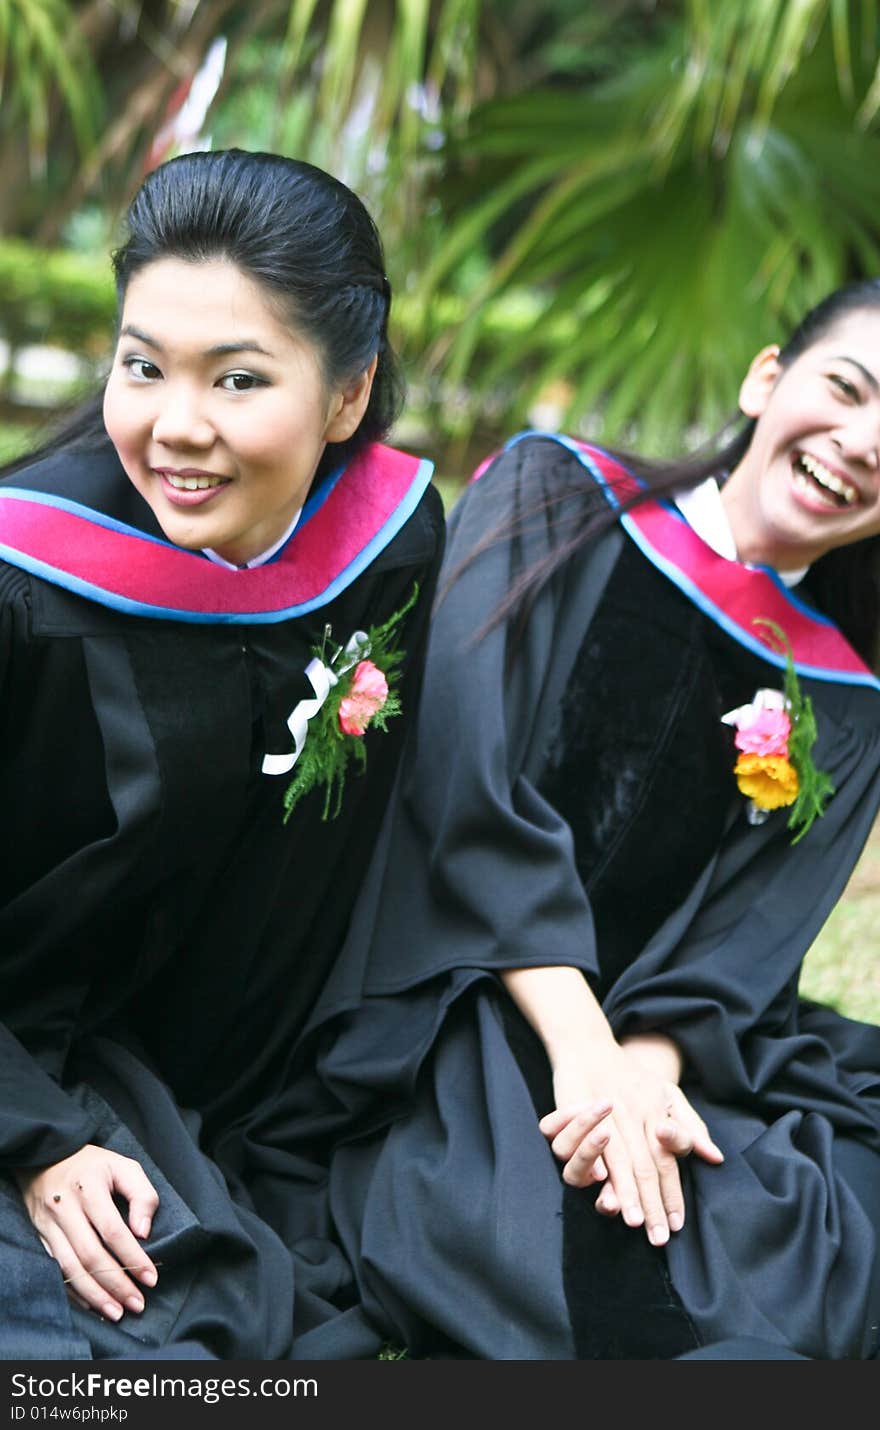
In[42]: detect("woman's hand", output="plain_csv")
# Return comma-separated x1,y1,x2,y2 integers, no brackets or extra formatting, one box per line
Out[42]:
537,1098,615,1189
499,968,723,1246
15,1145,160,1321
540,1034,723,1246
620,1030,724,1184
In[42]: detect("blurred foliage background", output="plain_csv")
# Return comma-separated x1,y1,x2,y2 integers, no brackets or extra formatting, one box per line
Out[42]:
5,0,880,481
1,0,878,1012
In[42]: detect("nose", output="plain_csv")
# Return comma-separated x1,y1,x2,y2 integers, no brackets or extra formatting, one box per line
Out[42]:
832,409,880,470
151,383,215,450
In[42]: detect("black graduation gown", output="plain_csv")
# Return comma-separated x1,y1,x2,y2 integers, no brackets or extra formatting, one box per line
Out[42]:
286,434,880,1360
0,439,444,1360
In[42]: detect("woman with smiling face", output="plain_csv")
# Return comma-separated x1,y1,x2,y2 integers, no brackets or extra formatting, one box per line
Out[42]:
0,149,443,1359
104,256,367,567
723,308,880,569
293,282,880,1359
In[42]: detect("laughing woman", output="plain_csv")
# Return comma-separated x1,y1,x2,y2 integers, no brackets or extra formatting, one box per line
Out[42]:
0,149,443,1359
294,281,880,1359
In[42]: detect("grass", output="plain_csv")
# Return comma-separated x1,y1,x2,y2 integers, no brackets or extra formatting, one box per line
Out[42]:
800,814,880,1023
0,418,39,464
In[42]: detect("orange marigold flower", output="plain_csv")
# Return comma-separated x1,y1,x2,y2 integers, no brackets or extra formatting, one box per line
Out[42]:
734,753,799,810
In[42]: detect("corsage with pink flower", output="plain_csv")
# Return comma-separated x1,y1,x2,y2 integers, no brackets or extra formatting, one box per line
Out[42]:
261,584,419,822
721,618,834,845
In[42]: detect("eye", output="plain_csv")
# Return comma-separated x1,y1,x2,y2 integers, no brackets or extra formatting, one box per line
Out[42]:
217,371,268,392
829,373,860,401
122,355,162,381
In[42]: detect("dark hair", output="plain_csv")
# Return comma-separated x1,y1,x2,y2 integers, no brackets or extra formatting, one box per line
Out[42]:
473,278,880,669
3,149,402,484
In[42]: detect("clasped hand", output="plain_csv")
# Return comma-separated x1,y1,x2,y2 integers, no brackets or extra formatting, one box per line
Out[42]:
539,1034,724,1247
16,1145,160,1321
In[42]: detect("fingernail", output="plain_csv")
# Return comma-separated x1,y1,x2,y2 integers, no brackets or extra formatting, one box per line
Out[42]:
126,1295,144,1314
623,1204,644,1227
141,1267,157,1287
648,1224,669,1247
102,1303,123,1322
138,1219,151,1238
713,1146,725,1161
668,1211,684,1232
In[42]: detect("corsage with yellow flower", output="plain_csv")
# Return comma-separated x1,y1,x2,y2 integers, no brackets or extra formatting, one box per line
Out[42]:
261,584,419,823
721,619,834,845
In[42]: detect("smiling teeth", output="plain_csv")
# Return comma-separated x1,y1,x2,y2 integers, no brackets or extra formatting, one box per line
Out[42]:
165,473,225,491
796,453,858,505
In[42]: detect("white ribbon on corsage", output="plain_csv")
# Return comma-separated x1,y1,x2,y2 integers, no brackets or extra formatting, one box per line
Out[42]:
261,629,371,777
719,686,787,730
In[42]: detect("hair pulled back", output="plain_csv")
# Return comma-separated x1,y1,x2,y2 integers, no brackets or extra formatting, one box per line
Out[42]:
4,149,402,484
113,149,402,476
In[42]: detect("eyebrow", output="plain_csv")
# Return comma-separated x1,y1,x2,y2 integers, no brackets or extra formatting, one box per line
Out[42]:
120,325,276,359
831,354,880,392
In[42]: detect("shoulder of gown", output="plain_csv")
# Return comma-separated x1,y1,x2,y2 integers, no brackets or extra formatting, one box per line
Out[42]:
306,434,625,1026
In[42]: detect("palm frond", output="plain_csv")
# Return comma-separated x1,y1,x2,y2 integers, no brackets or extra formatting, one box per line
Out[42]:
416,0,880,451
0,0,100,164
276,0,481,160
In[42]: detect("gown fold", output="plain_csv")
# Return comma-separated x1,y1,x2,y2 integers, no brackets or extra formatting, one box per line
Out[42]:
292,435,880,1359
0,440,444,1360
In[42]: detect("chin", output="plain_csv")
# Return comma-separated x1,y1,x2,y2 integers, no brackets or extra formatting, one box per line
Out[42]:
154,515,209,551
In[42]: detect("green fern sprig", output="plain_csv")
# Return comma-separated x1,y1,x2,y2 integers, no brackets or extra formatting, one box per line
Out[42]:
281,583,419,823
753,618,835,844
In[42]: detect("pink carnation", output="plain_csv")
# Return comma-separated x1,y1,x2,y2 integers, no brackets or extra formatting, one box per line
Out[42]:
338,660,388,736
733,706,791,757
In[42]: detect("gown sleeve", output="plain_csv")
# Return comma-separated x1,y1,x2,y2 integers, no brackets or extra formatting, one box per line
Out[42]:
310,437,880,1135
309,436,621,1027
0,568,101,1169
602,692,880,1125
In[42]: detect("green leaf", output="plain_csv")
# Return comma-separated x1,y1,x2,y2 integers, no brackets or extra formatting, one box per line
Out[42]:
752,619,836,844
281,584,420,824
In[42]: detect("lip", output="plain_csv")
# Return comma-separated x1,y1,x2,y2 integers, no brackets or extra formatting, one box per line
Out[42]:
789,449,864,513
153,468,232,508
